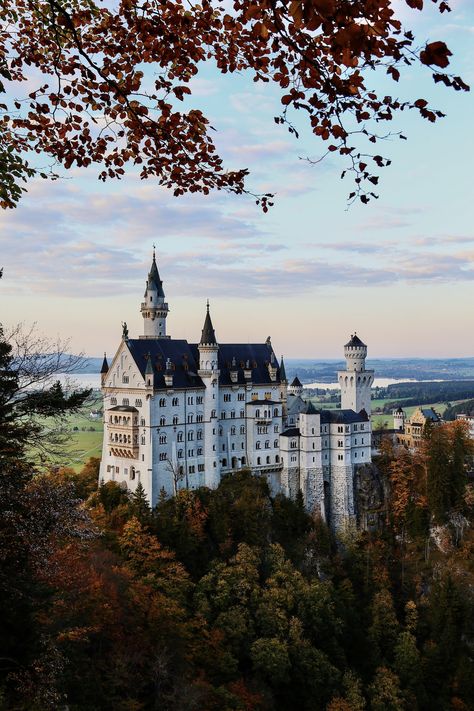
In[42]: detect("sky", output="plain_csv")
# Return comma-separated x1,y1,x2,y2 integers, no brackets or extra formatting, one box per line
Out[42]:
1,0,474,359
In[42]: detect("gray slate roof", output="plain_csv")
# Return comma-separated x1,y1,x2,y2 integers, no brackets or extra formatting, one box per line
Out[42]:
200,304,217,345
320,409,369,424
345,334,366,348
281,427,300,438
145,254,165,298
291,376,302,387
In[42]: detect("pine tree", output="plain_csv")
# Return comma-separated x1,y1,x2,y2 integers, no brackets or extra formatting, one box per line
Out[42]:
130,481,151,523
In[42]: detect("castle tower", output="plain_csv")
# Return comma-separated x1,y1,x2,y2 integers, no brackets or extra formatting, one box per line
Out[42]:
279,356,288,425
288,376,303,397
337,334,374,415
393,406,405,432
198,301,220,489
140,249,169,338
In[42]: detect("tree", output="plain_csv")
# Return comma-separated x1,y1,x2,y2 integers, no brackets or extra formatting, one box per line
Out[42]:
368,667,404,711
0,323,91,464
0,0,468,209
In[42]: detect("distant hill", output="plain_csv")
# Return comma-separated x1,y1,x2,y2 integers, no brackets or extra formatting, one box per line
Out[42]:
286,358,474,383
71,355,474,382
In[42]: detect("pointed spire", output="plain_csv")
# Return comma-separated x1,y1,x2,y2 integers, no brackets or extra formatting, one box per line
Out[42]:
100,352,109,374
200,300,217,345
145,247,165,298
145,352,154,376
279,356,287,382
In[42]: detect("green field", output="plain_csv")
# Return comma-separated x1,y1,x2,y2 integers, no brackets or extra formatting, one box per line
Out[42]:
59,411,103,471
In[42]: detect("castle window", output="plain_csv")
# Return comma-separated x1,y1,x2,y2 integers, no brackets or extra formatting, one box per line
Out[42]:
197,396,203,405
111,397,117,405
211,409,216,418
274,425,279,433
338,440,343,447
172,397,179,406
159,434,167,444
273,408,279,417
231,411,235,419
122,375,129,384
222,444,225,451
354,424,358,431
197,447,203,456
222,458,227,467
240,425,245,434
241,442,245,449
255,409,260,418
197,430,203,440
188,396,194,405
188,414,194,424
338,454,343,461
189,465,195,474
188,449,194,457
265,440,270,449
231,443,235,450
290,440,297,449
160,416,166,426
159,398,166,407
360,424,365,430
312,442,315,449
188,431,194,441
337,426,343,433
256,441,261,449
213,445,216,451
159,452,167,461
238,393,245,401
240,409,245,418
177,431,183,442
141,436,145,445
221,412,226,419
257,457,261,465
231,426,236,435
355,452,358,458
274,439,278,448
266,456,270,464
361,438,365,444
178,449,183,458
361,452,364,458
219,427,223,436
197,414,203,423
224,394,231,402
122,398,129,406
345,425,350,433
135,399,142,408
173,416,178,425
198,464,205,472
275,455,280,463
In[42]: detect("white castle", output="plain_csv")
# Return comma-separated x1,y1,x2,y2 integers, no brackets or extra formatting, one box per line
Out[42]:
99,252,374,529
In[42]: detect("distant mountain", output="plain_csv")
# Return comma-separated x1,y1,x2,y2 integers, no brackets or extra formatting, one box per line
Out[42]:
285,358,474,383
73,355,474,382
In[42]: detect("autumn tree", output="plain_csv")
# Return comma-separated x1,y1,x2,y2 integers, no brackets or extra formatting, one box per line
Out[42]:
0,0,468,209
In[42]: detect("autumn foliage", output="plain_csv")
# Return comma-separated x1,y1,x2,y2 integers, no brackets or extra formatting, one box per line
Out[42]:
0,0,469,209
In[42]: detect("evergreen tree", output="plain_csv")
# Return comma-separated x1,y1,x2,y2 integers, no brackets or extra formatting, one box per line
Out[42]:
130,481,151,523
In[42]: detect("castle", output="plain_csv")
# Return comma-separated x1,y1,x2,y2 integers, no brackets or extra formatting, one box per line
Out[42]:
99,252,373,529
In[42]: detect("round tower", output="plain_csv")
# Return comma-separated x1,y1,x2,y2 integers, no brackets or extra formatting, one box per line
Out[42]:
343,333,367,372
337,333,374,415
140,248,169,338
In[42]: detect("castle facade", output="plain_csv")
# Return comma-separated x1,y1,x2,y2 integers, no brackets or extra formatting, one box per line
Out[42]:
99,253,373,529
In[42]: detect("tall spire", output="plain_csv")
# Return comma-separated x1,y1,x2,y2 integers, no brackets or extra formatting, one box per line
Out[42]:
279,356,287,383
200,300,217,345
145,248,165,298
100,352,109,374
141,247,169,338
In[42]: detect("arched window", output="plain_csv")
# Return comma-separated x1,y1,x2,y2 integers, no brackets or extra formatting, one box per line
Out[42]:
159,434,166,444
275,455,280,463
111,397,117,405
256,441,261,449
273,408,278,417
274,439,278,448
122,398,129,406
197,447,203,456
231,426,236,435
172,397,179,406
222,458,227,467
173,416,178,425
188,431,194,441
266,456,270,464
160,416,165,426
211,409,216,418
177,431,183,442
135,399,142,407
197,430,203,440
159,398,166,407
159,452,167,461
240,425,245,434
257,457,261,465
265,440,270,449
241,456,246,465
256,409,260,418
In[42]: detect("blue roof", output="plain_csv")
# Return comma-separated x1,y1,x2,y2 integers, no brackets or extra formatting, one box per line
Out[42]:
320,409,369,424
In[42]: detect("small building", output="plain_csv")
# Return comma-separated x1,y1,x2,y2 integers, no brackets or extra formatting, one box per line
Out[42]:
394,406,442,449
455,413,474,440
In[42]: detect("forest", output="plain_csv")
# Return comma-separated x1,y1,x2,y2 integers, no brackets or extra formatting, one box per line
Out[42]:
1,317,474,710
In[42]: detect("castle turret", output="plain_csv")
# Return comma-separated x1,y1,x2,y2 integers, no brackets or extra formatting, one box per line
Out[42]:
288,376,303,397
140,249,169,339
100,352,109,387
198,301,220,488
393,406,405,432
337,333,374,415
